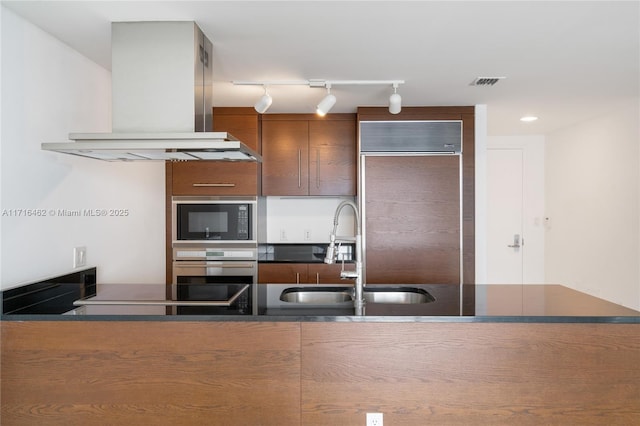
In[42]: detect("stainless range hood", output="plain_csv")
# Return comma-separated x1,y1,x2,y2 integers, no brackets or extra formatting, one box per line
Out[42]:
43,132,261,162
42,21,261,162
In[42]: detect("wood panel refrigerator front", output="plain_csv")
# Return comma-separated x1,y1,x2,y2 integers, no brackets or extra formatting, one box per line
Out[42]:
364,155,461,284
358,106,474,286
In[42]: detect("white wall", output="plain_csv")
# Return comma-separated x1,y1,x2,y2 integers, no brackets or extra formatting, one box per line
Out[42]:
1,8,165,288
545,98,640,310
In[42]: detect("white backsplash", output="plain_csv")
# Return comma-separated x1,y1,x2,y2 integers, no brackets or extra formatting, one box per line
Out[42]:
264,197,356,243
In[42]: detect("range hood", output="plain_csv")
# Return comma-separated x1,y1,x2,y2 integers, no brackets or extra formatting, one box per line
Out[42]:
42,132,260,162
42,21,261,162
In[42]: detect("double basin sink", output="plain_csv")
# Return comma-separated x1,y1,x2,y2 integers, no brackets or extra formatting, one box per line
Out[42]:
279,286,435,305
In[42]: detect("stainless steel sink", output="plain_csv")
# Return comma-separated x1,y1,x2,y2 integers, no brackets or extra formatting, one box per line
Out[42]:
279,286,434,305
363,287,435,304
279,287,353,304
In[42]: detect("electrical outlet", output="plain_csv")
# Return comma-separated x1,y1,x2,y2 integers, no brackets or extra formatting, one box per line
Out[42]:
304,229,311,241
73,246,87,268
279,229,287,241
366,412,383,426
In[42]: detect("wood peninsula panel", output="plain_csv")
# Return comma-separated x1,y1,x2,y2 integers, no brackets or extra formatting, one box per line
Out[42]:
301,322,640,425
2,320,638,425
1,321,301,426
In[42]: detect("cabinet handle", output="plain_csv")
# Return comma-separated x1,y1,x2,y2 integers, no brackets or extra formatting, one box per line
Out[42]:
297,149,302,188
192,183,236,187
316,272,320,284
296,272,300,284
316,149,320,189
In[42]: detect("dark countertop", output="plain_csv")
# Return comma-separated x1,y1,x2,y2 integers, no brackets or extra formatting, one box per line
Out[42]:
258,243,354,263
3,280,638,323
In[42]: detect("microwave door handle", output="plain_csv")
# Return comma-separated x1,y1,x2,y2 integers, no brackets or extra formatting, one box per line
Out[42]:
204,263,255,268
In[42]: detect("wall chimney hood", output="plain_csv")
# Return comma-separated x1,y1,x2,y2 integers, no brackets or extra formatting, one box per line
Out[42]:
42,21,261,162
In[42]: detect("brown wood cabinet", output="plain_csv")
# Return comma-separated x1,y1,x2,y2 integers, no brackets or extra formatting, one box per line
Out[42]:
4,321,638,425
165,107,261,284
167,107,260,196
258,262,346,284
357,106,475,285
261,114,356,196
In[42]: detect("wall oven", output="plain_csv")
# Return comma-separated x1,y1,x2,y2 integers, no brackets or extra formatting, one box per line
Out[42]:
172,247,257,315
171,196,258,315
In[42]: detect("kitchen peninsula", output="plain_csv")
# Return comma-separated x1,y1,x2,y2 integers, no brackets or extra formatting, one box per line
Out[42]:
1,268,638,425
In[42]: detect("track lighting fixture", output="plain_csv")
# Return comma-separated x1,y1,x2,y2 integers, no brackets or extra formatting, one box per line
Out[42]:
389,83,402,114
253,86,272,114
316,84,336,116
233,79,405,114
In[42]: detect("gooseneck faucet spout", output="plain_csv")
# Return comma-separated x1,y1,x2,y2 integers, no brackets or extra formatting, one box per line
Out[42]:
324,200,364,315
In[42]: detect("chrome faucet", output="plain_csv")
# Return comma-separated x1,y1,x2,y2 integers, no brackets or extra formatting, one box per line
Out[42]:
324,200,364,315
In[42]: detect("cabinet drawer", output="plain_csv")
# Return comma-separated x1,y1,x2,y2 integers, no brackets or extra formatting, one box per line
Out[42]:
171,162,258,196
259,263,347,284
258,263,308,284
307,263,344,284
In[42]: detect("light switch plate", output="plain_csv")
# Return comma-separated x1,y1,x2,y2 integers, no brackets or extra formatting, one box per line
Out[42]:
73,246,86,268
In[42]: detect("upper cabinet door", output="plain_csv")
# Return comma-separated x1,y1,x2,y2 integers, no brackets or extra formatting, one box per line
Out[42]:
262,120,310,196
261,114,356,196
308,119,356,196
213,107,260,152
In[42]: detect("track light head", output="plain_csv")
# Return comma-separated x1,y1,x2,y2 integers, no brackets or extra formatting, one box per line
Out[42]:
389,83,401,114
254,87,272,113
316,85,336,116
234,79,405,114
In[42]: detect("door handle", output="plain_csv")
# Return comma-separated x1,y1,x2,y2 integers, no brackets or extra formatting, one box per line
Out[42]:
508,234,521,249
297,149,302,188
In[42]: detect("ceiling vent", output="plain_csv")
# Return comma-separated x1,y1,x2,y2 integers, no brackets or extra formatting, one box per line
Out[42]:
470,77,506,86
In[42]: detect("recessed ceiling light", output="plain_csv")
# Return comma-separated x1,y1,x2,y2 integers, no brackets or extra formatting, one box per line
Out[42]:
520,116,538,122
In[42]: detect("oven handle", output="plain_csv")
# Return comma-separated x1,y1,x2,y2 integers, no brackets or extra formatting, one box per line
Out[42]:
174,262,255,268
73,284,250,307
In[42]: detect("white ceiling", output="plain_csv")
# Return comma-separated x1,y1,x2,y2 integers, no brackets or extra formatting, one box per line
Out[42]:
2,1,638,136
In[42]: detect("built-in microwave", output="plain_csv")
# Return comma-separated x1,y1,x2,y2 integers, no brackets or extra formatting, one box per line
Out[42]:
173,196,256,241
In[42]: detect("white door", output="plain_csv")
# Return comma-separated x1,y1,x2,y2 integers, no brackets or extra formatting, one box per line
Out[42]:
487,149,524,284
